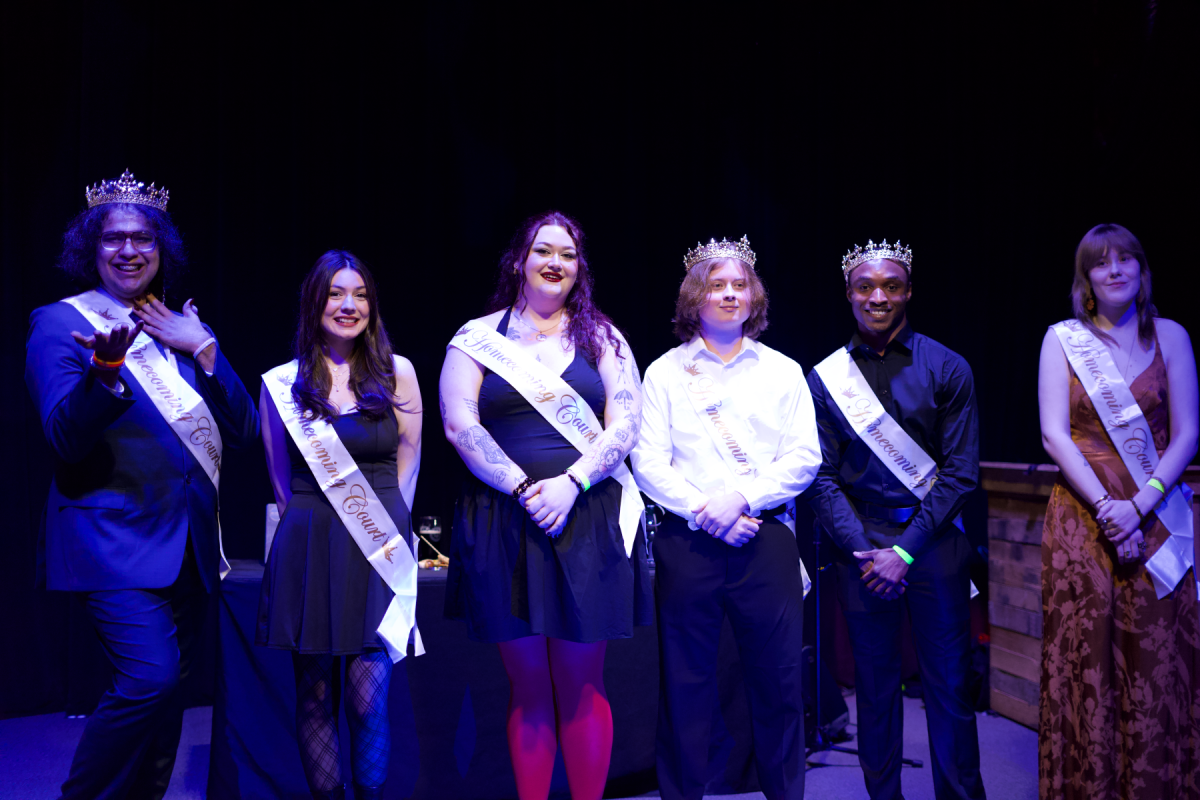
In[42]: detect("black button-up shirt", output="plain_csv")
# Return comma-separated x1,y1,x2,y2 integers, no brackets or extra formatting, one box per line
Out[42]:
804,324,979,559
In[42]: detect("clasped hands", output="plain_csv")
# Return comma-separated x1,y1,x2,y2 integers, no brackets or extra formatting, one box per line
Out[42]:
1094,497,1147,566
519,475,581,537
852,548,909,601
690,492,760,547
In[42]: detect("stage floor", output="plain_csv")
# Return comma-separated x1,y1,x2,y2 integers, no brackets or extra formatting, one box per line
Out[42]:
0,693,1037,799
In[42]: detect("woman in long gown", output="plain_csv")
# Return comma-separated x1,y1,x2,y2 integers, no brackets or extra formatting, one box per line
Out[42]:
440,211,652,800
1037,223,1199,799
257,251,422,800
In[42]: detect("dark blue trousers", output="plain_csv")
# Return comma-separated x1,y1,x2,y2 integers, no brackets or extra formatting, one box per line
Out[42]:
653,514,806,800
60,545,206,800
834,520,985,800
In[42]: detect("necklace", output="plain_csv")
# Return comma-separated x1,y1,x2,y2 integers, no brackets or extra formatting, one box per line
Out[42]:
328,361,350,391
515,308,563,342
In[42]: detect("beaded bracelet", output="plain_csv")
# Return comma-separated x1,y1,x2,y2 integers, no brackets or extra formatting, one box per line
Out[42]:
564,466,590,493
563,470,585,493
512,476,535,501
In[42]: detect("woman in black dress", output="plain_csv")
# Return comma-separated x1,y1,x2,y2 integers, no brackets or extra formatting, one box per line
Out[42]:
441,211,651,800
257,251,422,800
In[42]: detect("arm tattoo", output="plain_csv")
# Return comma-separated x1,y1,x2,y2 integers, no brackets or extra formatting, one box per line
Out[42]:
493,469,509,487
439,389,447,420
465,398,480,419
614,427,629,443
614,388,633,411
506,328,522,341
469,426,512,465
456,430,475,451
588,444,624,485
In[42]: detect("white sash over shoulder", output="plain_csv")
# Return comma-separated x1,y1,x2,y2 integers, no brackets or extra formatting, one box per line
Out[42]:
448,322,643,556
63,289,230,579
1052,319,1195,599
262,359,423,663
815,346,977,597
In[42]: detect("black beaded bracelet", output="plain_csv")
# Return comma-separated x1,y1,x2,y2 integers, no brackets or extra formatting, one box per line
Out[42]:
512,476,535,500
1129,496,1145,520
563,470,584,492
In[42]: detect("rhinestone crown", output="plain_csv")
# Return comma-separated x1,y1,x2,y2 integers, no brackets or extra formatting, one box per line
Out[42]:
841,239,912,280
85,169,169,211
683,235,757,271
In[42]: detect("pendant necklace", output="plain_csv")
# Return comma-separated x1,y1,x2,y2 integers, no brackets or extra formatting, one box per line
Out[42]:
516,308,563,342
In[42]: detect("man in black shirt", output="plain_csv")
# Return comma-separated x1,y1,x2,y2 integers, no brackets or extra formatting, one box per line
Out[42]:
806,240,985,800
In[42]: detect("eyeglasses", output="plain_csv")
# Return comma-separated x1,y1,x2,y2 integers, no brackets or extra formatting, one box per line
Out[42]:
100,231,157,252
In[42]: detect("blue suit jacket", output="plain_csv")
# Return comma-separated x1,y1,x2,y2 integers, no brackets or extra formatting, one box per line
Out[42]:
25,300,260,592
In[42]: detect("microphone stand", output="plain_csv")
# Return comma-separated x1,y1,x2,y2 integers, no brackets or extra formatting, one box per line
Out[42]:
806,519,923,770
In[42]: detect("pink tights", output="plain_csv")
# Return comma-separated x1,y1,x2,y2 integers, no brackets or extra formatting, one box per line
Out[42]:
497,635,612,800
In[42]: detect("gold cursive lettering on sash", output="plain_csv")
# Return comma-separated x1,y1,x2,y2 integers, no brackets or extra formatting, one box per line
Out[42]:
685,371,753,476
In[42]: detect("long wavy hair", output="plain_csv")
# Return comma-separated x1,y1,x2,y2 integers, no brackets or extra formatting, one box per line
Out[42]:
56,202,186,299
673,257,769,342
291,250,410,422
1071,224,1157,348
484,211,624,364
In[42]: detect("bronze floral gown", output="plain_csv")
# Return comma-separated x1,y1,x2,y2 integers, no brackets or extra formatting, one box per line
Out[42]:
1040,341,1200,799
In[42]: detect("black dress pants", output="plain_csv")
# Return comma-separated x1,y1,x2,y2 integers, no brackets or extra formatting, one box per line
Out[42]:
654,513,806,800
833,519,985,800
60,543,207,800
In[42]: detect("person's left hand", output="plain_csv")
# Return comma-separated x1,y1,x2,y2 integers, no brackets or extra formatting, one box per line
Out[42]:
133,295,212,354
853,548,911,596
1113,528,1148,566
1094,498,1141,544
522,475,580,536
692,491,751,538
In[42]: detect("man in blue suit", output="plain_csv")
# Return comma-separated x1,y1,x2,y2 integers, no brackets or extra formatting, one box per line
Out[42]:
25,171,259,800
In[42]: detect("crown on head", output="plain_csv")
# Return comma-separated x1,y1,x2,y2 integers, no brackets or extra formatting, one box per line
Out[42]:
841,239,912,280
85,169,169,211
683,235,756,271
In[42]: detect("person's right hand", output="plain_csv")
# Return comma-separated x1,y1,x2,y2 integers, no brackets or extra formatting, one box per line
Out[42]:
1095,498,1141,544
858,558,906,600
71,320,145,363
715,514,761,548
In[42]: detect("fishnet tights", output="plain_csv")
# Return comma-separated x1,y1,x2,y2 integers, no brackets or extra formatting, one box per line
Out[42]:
292,651,393,794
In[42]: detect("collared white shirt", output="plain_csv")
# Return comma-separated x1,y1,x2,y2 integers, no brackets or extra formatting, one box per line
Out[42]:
631,335,821,524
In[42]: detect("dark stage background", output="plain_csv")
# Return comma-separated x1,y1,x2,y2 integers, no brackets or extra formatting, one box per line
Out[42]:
2,2,1196,719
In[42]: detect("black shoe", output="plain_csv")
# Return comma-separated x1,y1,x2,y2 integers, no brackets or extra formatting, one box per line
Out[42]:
353,783,384,800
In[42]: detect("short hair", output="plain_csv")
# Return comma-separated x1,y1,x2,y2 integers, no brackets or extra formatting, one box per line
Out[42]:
672,257,769,342
55,203,186,296
1070,223,1156,348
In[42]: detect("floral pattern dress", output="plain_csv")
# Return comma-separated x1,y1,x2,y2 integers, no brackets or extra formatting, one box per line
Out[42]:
1040,342,1200,799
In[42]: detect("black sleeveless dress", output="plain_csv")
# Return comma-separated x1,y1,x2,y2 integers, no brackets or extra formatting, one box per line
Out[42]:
256,410,409,655
445,311,653,643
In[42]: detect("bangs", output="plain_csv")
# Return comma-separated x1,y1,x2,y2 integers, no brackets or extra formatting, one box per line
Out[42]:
1075,224,1144,270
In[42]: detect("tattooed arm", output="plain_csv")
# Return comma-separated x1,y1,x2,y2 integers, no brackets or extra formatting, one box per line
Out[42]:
440,343,529,495
524,330,644,535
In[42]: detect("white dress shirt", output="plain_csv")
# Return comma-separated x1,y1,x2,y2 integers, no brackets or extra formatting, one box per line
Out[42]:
631,335,821,525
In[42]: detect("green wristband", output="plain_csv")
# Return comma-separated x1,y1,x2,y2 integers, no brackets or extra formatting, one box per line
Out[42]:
567,467,590,493
892,545,914,565
1147,478,1166,495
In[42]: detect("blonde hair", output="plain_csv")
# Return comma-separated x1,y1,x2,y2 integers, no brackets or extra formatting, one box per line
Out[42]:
672,258,769,341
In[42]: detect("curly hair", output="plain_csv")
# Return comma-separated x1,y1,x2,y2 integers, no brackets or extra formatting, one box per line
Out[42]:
291,250,413,422
672,257,769,342
1071,223,1157,349
55,203,186,297
484,211,624,364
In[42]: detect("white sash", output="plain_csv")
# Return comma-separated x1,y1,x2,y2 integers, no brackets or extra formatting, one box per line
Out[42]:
448,322,643,556
815,346,977,597
63,290,230,579
814,347,939,500
671,348,761,491
1052,320,1195,599
262,360,423,663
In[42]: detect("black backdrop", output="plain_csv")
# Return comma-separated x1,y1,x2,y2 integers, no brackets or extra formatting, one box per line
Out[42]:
2,1,1196,718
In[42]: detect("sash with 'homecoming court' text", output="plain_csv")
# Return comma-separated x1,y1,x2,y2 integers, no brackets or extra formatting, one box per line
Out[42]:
1052,319,1195,599
63,289,230,579
263,359,423,662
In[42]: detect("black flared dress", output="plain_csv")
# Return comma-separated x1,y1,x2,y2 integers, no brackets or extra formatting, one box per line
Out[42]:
257,410,408,655
445,311,653,643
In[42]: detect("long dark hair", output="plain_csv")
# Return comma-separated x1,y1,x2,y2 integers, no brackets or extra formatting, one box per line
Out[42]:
1071,223,1157,348
291,250,409,422
56,202,186,298
485,211,624,364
